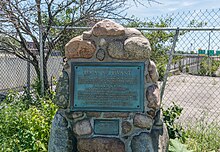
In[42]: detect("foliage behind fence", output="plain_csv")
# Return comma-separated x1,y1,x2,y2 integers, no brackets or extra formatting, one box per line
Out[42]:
0,9,220,127
143,8,220,126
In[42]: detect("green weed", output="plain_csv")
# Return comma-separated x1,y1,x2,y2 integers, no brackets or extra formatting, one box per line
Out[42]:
0,90,57,152
162,102,187,143
185,122,220,152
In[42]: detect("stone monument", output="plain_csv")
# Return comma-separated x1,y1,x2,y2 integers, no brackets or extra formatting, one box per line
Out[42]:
48,19,169,152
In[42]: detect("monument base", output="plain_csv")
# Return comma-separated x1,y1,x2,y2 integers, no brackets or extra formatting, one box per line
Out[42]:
48,19,169,152
48,110,169,152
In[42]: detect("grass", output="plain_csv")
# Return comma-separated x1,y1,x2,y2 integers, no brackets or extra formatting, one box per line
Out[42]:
184,122,220,152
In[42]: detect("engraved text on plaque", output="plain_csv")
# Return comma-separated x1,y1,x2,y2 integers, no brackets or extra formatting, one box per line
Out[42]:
70,62,144,111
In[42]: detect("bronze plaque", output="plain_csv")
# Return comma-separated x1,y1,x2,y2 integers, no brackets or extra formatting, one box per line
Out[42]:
70,62,144,111
94,119,119,135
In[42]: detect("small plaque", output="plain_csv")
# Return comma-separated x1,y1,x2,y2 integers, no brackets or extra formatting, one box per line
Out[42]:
94,119,119,135
70,62,145,111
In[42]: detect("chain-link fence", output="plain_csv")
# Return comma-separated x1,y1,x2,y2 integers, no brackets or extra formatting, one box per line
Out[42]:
0,53,63,93
143,8,220,126
161,31,220,125
1,8,220,127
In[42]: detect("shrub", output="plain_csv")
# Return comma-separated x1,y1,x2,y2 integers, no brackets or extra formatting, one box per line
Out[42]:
186,65,190,73
162,103,187,142
157,62,167,81
164,103,220,152
199,57,220,76
0,91,57,152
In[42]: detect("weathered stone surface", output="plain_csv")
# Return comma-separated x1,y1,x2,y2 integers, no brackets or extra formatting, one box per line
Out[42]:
108,41,125,59
86,112,101,118
65,35,96,59
82,30,92,39
122,121,132,134
96,49,105,61
133,114,153,129
49,19,163,152
108,36,151,60
92,19,125,36
125,28,144,38
148,60,159,83
53,71,69,108
146,84,161,111
150,124,169,152
63,57,70,69
124,37,151,59
48,111,75,152
153,110,163,127
73,120,92,136
99,38,108,47
103,112,129,118
131,133,154,152
158,124,169,152
72,112,84,119
77,137,125,152
147,110,156,118
65,111,84,120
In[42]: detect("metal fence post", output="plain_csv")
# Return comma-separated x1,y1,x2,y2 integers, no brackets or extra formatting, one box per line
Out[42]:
39,25,44,95
208,31,213,75
27,54,30,94
160,28,180,101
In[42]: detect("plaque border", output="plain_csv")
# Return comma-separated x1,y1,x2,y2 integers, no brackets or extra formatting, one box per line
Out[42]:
70,62,145,112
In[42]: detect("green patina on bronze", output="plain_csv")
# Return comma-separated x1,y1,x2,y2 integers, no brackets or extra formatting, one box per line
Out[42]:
70,62,145,112
94,119,119,136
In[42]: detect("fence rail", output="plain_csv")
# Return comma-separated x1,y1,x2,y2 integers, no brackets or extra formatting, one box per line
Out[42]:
1,9,220,127
0,54,63,93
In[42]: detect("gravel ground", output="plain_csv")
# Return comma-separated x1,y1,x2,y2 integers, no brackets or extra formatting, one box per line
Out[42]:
162,74,220,126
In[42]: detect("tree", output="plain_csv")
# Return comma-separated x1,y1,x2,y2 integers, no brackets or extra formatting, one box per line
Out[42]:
126,17,208,80
126,18,175,80
0,0,143,92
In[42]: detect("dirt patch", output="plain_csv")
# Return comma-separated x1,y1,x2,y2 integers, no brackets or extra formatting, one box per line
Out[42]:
162,74,220,126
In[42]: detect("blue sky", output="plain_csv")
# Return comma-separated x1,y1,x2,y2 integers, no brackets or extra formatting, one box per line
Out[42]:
125,0,220,19
124,0,220,52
